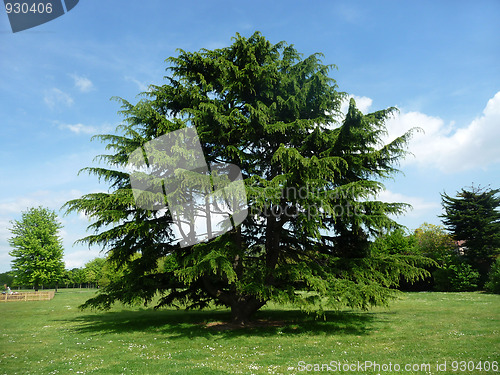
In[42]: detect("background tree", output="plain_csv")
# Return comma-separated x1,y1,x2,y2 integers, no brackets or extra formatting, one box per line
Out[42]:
370,223,480,292
370,228,416,256
68,268,87,288
413,223,456,264
485,257,500,294
60,269,71,288
441,186,500,285
370,228,434,291
8,206,65,291
411,223,478,291
0,272,15,288
84,258,106,288
65,32,432,324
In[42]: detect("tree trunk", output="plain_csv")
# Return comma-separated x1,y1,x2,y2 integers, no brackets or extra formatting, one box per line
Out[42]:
201,276,266,325
230,297,267,326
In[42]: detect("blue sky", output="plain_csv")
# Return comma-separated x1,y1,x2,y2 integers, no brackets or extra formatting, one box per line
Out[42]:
1,0,499,272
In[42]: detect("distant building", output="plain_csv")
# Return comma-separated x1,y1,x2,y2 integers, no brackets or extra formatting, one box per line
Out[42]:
455,240,467,256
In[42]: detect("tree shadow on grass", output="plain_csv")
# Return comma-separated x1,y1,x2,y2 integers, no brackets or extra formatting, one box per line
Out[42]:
55,307,378,339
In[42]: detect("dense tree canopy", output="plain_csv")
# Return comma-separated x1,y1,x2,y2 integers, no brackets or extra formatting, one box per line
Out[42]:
83,257,106,288
413,223,456,263
8,206,65,291
441,186,500,282
65,32,431,324
0,272,14,287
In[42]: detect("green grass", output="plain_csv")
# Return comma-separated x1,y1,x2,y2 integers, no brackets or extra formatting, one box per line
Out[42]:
0,290,498,374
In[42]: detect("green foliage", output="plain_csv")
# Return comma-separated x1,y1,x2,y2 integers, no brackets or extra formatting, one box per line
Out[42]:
370,227,440,291
65,32,429,323
67,268,87,288
413,223,456,263
433,257,480,292
83,258,106,287
370,228,417,256
76,257,132,289
8,206,65,291
98,258,125,288
485,257,500,294
0,272,14,286
411,223,459,291
369,223,456,262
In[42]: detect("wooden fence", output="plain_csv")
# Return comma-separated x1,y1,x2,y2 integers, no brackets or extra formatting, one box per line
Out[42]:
1,291,55,302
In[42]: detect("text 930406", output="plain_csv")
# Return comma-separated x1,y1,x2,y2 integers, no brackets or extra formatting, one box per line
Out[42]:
5,2,52,13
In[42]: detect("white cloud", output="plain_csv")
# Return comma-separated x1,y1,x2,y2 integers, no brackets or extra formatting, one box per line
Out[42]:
70,74,94,93
0,218,12,243
340,95,373,115
326,95,373,129
363,188,442,231
371,189,444,231
385,91,500,172
64,249,102,269
59,123,97,135
78,211,91,221
0,189,84,215
58,122,113,135
125,76,149,92
376,190,440,218
0,247,12,272
43,88,74,109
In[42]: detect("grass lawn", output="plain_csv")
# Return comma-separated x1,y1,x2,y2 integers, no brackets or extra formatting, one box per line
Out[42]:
0,289,498,374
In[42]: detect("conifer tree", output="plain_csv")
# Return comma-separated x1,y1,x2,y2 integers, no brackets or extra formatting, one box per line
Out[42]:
441,186,500,282
65,32,432,324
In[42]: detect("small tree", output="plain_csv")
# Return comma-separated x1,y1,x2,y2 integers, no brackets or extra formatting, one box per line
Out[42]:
441,186,500,284
8,207,65,291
